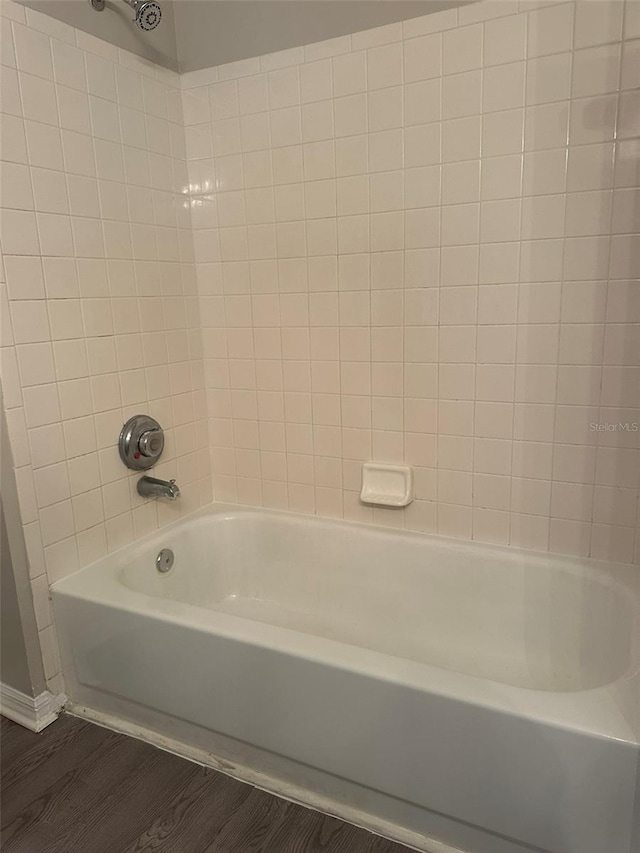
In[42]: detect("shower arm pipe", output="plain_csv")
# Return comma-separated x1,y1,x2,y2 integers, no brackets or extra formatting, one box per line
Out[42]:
121,0,144,15
89,0,140,11
89,0,144,13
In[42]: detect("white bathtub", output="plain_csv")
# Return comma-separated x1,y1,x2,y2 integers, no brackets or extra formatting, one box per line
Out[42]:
53,505,640,853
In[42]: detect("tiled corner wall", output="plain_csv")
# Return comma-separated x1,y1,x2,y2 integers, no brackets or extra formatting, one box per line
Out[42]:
1,0,639,695
0,0,211,692
182,0,640,563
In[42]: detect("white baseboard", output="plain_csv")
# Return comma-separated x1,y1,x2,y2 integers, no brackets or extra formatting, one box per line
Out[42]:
0,682,66,732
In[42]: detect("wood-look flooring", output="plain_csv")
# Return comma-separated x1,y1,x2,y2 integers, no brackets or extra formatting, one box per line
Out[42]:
1,714,413,853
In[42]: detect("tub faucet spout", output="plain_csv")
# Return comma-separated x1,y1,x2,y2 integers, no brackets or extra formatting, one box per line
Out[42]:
137,475,180,500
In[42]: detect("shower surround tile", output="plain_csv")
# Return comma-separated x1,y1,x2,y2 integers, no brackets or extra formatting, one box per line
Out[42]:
1,0,639,698
181,0,639,565
0,0,211,692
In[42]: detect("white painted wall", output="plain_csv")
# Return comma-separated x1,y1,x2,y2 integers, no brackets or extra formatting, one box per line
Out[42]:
1,504,36,695
1,390,47,699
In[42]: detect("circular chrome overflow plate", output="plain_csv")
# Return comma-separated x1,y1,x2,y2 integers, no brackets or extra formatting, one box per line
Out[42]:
156,548,174,573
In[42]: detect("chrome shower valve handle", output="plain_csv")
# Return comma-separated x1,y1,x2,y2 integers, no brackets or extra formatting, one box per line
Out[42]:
119,415,165,471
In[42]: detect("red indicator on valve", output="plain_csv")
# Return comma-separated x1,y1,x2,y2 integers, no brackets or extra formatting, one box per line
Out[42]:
134,451,141,459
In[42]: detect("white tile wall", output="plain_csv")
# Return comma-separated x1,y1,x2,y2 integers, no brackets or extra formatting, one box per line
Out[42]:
1,0,639,694
0,0,211,692
182,0,639,563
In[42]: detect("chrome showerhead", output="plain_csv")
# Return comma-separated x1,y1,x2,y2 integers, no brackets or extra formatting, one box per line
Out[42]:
89,0,162,32
132,0,162,31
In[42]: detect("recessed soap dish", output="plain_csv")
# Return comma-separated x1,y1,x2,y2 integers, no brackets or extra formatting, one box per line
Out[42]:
360,463,414,507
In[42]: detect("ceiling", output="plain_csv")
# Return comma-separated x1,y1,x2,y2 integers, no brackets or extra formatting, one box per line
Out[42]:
173,1,473,73
19,0,474,73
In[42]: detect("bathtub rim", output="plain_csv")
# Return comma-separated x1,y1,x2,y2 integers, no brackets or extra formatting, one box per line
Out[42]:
52,501,640,746
57,500,640,602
